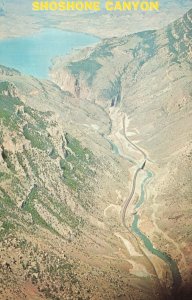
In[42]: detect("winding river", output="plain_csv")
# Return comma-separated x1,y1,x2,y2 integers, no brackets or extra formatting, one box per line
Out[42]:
106,126,181,298
131,170,181,297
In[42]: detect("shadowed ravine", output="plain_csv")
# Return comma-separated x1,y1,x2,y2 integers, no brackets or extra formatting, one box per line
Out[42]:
106,115,182,299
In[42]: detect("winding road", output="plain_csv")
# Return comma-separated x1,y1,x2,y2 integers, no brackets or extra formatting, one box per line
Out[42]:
121,160,146,227
108,112,181,299
120,115,147,227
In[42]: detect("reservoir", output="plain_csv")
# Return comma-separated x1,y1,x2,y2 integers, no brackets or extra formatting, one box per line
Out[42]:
0,29,99,78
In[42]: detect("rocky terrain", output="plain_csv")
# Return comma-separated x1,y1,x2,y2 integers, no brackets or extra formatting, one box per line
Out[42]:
0,79,160,300
50,8,192,299
0,67,162,300
0,5,192,300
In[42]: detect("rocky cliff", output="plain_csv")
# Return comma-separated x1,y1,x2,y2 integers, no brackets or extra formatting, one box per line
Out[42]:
50,8,192,299
0,8,192,300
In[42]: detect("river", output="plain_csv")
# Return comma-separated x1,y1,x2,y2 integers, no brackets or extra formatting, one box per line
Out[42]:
131,170,181,297
107,135,181,297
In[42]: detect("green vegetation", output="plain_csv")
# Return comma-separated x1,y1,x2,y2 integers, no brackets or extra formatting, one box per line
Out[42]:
0,86,57,157
16,152,29,177
23,123,53,152
90,43,113,58
60,133,95,209
0,220,15,240
49,147,58,159
183,13,192,30
103,76,121,104
22,109,58,158
23,106,52,130
0,81,22,130
1,149,16,172
67,42,113,88
21,184,82,234
57,202,83,229
65,133,93,161
2,220,15,233
0,130,3,144
24,149,39,176
144,35,157,58
22,186,58,235
134,30,157,59
166,25,178,60
179,41,188,54
0,81,10,93
68,59,101,86
40,192,83,230
60,158,78,189
0,187,15,208
0,188,17,239
18,239,28,250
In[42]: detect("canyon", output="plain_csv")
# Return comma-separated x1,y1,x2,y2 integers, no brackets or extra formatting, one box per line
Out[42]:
0,4,191,300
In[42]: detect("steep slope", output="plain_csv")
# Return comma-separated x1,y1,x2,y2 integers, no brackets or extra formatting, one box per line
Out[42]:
1,8,192,300
51,8,192,298
1,70,165,300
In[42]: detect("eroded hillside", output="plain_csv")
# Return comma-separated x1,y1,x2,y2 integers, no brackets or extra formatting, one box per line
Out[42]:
50,8,192,299
1,70,165,300
0,7,191,300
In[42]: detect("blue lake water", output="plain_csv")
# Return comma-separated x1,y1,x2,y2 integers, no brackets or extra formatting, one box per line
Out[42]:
0,29,99,78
